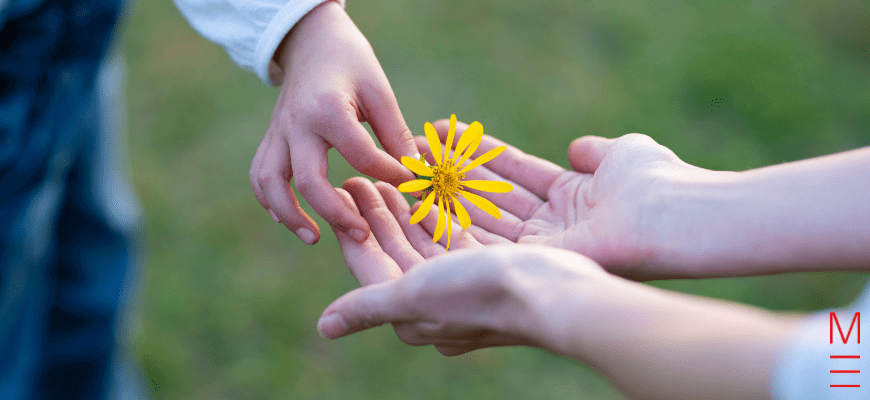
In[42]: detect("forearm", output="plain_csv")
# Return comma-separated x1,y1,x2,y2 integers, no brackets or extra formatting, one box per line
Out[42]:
647,147,870,276
517,277,798,400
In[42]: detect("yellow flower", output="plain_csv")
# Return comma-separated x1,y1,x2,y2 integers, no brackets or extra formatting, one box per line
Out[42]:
397,114,512,249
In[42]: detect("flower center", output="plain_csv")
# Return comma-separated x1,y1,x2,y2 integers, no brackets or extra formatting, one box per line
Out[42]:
431,160,464,199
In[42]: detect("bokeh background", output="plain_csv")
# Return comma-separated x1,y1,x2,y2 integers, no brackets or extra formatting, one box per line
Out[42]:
123,0,870,398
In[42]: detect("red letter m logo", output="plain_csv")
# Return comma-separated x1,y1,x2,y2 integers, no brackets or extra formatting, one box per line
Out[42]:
831,312,860,344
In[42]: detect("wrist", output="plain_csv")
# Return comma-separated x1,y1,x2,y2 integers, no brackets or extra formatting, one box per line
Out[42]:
270,0,346,83
642,168,755,277
501,247,620,357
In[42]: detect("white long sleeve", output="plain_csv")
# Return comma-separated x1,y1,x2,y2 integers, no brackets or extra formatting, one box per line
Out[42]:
771,286,870,399
173,0,345,85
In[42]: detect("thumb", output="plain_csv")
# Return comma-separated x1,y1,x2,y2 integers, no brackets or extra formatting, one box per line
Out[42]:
568,135,617,173
317,280,408,339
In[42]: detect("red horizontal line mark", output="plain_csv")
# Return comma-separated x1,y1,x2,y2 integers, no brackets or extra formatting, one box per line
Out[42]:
831,385,861,388
831,355,861,359
831,370,861,373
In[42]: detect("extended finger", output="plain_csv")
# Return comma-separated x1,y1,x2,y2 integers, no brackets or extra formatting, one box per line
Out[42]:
258,137,320,244
325,118,415,187
360,82,418,160
431,119,564,199
249,136,276,221
318,280,409,339
291,133,370,242
343,178,425,272
332,189,404,286
376,183,447,259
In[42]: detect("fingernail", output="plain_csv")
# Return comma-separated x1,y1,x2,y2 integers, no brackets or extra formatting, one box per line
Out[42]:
349,229,367,242
268,209,280,223
317,313,348,339
295,228,316,245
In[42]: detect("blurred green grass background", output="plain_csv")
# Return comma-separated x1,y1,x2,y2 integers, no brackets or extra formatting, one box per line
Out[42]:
123,0,869,398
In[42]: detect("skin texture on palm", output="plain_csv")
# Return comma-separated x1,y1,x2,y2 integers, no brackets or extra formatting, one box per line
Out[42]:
416,119,723,280
249,1,417,245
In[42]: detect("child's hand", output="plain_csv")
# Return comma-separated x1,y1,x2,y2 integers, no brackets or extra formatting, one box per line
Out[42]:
250,1,416,245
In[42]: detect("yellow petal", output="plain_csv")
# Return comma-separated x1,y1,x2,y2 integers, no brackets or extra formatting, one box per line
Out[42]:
444,114,457,164
398,179,433,192
460,146,506,173
461,180,513,193
401,156,433,177
409,192,436,224
453,121,483,164
445,199,453,250
424,122,443,166
452,196,471,229
459,190,501,219
433,197,446,242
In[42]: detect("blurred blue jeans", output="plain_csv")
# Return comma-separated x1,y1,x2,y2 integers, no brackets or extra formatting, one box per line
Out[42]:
1,1,147,398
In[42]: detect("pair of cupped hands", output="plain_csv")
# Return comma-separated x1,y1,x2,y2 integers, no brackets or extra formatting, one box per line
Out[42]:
279,117,716,356
248,1,723,357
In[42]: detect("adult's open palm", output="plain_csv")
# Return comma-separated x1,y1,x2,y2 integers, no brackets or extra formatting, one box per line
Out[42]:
419,120,711,280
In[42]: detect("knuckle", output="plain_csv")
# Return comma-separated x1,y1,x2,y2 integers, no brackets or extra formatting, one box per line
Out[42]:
360,197,390,221
293,173,318,195
353,302,384,331
389,127,415,152
264,125,280,139
351,152,380,176
395,278,426,316
308,91,354,124
257,172,275,188
249,169,261,191
619,133,679,161
310,90,343,109
620,133,655,146
395,126,414,142
363,82,394,105
373,180,396,194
